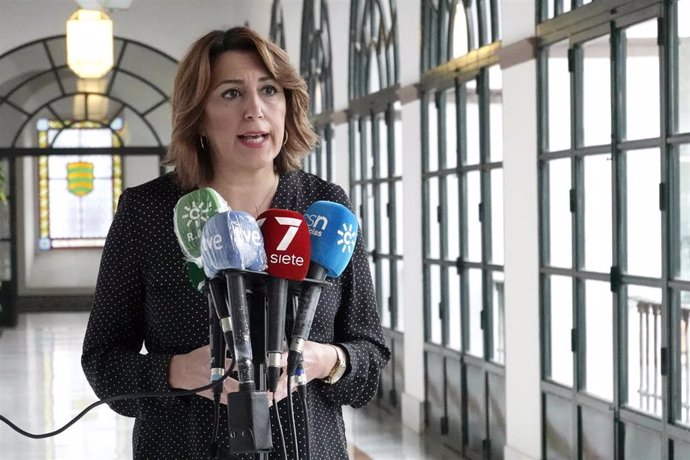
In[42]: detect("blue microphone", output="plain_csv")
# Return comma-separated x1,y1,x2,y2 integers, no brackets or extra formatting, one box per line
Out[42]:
201,211,266,391
287,201,359,376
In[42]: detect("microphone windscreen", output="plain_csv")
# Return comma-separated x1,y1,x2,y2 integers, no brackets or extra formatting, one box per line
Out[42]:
257,209,311,280
185,261,206,291
201,211,267,278
173,188,229,265
304,201,359,278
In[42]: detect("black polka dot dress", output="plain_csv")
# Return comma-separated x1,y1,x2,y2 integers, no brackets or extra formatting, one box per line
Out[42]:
81,170,391,459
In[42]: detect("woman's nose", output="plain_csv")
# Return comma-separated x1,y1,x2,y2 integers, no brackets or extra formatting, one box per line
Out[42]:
244,94,264,119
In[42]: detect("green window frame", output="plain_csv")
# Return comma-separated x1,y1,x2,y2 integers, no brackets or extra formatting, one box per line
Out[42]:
538,0,690,457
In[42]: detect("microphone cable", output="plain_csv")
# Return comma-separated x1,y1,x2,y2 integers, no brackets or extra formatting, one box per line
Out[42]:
295,358,310,460
271,392,288,460
285,376,300,460
0,364,236,440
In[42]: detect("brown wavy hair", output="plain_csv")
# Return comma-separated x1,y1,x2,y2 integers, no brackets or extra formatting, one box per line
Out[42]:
164,27,319,190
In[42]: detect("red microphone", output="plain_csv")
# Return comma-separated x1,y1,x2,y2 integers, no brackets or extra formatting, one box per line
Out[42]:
257,209,311,392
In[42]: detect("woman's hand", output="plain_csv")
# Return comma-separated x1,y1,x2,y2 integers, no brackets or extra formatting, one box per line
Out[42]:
168,345,239,405
271,341,341,402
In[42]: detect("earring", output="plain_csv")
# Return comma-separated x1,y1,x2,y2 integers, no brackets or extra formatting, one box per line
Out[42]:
282,131,289,147
199,135,208,151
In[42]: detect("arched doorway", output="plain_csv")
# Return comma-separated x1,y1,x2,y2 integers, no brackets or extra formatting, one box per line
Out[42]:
0,35,177,326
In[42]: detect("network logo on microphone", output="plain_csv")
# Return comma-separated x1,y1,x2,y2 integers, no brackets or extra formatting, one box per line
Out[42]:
336,223,357,253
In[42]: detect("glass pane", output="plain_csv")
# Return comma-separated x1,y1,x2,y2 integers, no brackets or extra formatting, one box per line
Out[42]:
379,185,390,254
395,181,404,256
366,184,375,250
677,289,690,426
624,20,660,141
489,65,503,162
549,274,574,386
452,2,469,58
492,271,505,364
626,285,662,417
625,149,661,278
678,0,690,133
585,280,613,400
581,406,614,460
380,260,391,329
547,41,571,152
582,35,612,147
584,154,612,272
0,241,10,281
468,268,484,357
430,264,442,344
679,145,690,279
466,171,481,263
466,81,480,165
393,105,403,176
428,177,440,260
624,423,661,459
545,393,573,458
396,260,405,332
364,118,374,180
547,158,572,267
445,88,458,169
449,265,461,351
676,439,690,459
447,174,460,262
352,120,361,181
427,95,439,172
376,113,388,177
491,169,504,266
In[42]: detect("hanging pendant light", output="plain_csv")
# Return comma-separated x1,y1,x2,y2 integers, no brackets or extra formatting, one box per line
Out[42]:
66,9,114,79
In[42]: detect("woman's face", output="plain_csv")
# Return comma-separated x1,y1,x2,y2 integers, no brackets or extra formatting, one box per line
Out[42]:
200,50,286,174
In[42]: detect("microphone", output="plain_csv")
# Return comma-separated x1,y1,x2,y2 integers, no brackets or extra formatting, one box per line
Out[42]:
287,201,359,376
173,189,230,383
201,211,273,454
173,187,228,267
257,209,311,392
201,210,266,390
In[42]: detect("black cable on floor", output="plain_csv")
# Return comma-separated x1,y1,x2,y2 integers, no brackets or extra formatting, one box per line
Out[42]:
0,365,236,440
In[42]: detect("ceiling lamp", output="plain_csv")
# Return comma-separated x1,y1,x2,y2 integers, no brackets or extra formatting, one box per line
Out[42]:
66,9,114,79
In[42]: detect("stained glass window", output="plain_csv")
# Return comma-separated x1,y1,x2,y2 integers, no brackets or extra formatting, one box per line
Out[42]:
37,119,123,249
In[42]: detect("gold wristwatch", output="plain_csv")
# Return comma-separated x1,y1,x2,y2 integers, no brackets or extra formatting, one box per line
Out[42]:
323,345,347,384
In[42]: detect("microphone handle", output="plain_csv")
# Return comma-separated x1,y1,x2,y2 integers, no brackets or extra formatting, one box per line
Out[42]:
208,277,234,359
267,277,288,355
225,271,255,391
287,263,327,376
208,293,225,385
267,276,288,393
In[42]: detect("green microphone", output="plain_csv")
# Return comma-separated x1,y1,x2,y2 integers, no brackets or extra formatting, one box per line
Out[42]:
173,187,232,390
173,187,229,268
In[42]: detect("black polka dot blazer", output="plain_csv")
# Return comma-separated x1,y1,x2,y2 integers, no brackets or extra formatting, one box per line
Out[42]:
81,170,390,459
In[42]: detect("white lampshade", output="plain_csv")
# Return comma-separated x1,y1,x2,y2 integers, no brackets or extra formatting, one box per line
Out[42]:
66,9,114,79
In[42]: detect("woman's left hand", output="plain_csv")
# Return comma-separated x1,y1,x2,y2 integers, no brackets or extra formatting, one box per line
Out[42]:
271,340,339,402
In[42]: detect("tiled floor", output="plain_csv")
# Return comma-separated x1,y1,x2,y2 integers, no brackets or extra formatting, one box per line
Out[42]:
0,312,463,459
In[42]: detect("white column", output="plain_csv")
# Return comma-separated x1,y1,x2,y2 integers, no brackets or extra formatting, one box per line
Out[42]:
400,97,425,433
500,1,541,459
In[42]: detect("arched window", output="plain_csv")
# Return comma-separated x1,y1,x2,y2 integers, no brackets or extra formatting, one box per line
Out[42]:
37,119,124,249
269,0,286,50
300,0,334,180
420,0,503,456
348,0,402,412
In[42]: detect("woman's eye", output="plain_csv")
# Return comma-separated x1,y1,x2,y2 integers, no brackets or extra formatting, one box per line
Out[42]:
262,86,278,96
222,89,240,99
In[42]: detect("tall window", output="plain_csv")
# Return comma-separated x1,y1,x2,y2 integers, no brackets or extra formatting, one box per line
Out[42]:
300,0,334,180
37,119,123,249
539,1,690,457
420,0,503,456
348,0,403,410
